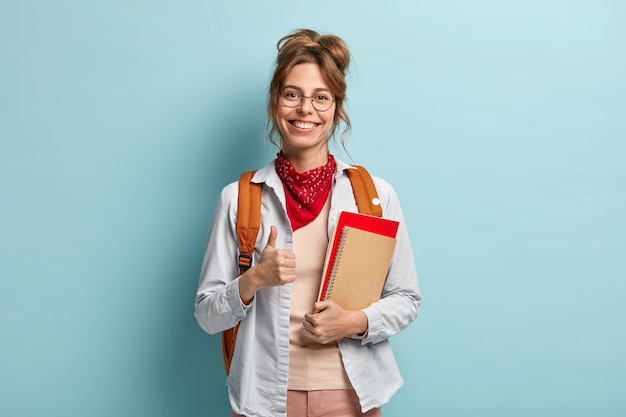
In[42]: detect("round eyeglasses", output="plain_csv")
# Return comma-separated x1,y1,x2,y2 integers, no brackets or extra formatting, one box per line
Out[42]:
280,89,335,112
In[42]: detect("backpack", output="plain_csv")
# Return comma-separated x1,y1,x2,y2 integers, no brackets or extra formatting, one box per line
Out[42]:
222,165,382,375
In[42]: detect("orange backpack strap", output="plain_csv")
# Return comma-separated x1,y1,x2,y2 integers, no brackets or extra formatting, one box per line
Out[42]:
235,170,262,271
222,170,261,375
345,165,383,217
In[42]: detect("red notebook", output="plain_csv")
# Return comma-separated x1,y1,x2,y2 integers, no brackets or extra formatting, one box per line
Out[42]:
318,211,400,303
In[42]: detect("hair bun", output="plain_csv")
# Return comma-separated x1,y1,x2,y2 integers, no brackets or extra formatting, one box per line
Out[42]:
277,29,350,75
319,35,350,74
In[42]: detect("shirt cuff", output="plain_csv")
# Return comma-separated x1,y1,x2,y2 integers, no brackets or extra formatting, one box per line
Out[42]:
227,278,252,320
359,303,383,344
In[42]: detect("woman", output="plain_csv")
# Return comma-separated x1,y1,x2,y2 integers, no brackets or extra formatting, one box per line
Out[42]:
195,29,421,417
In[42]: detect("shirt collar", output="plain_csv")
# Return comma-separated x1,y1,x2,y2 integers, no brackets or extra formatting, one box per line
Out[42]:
252,157,356,184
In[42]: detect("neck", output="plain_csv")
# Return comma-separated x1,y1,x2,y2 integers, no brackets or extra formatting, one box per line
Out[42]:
281,148,330,173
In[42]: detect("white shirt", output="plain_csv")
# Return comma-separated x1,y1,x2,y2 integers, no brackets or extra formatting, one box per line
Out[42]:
195,157,421,417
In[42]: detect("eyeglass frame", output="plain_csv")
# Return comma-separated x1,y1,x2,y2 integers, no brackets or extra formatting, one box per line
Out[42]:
279,89,336,112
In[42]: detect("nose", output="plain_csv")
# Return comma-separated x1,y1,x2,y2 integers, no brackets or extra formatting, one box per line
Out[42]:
297,96,314,113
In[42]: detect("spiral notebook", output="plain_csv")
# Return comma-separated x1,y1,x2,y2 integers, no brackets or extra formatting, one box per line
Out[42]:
318,212,399,310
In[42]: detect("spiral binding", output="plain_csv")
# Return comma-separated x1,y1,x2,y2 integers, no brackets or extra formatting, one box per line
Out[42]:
325,226,351,298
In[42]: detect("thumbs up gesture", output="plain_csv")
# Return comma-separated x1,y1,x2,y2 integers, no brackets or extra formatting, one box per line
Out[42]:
258,225,297,285
238,226,296,304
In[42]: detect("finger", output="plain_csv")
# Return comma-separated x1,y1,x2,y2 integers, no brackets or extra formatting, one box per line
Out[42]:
302,318,319,334
282,273,297,284
302,325,318,339
314,300,331,312
265,225,277,249
308,305,322,315
282,257,297,268
276,249,296,260
304,312,315,323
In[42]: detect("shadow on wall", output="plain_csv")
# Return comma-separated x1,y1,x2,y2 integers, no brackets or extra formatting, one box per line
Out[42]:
158,84,273,416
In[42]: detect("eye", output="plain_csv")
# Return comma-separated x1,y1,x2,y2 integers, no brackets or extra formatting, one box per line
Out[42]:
315,92,332,102
282,90,301,100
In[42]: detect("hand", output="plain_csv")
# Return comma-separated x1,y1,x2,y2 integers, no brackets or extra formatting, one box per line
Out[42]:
303,300,368,344
254,225,297,287
239,226,296,304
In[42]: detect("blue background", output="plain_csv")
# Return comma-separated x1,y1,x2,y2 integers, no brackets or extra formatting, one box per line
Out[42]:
1,1,625,416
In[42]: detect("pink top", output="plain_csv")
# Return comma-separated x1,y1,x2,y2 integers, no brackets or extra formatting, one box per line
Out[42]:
288,197,352,390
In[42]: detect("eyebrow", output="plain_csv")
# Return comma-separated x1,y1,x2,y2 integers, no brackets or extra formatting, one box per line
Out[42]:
282,85,332,93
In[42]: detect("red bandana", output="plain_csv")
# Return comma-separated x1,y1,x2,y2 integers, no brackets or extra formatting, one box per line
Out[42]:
275,152,336,231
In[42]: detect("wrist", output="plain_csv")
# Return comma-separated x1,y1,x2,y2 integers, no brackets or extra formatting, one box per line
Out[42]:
350,311,368,337
238,267,260,305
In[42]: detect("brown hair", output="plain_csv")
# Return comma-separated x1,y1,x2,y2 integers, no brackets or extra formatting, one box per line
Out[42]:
266,29,352,149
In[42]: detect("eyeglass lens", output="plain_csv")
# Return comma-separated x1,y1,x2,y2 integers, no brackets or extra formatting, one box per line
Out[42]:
280,89,334,111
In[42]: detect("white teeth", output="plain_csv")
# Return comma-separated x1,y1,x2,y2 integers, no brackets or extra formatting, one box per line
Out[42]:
293,121,316,129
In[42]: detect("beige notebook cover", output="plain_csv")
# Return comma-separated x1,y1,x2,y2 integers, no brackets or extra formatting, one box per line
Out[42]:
324,226,397,310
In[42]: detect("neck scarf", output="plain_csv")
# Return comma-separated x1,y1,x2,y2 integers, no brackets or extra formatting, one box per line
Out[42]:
275,152,336,231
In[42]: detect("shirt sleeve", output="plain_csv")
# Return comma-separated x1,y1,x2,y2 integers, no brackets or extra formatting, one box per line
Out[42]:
359,178,422,345
194,182,253,335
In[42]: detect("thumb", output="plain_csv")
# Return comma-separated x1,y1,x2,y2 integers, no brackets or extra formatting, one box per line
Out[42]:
265,225,278,249
314,300,331,312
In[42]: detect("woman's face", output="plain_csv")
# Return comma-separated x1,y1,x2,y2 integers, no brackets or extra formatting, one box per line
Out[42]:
276,63,336,157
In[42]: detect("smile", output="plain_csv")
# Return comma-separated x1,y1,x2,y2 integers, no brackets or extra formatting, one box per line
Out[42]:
291,121,318,129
